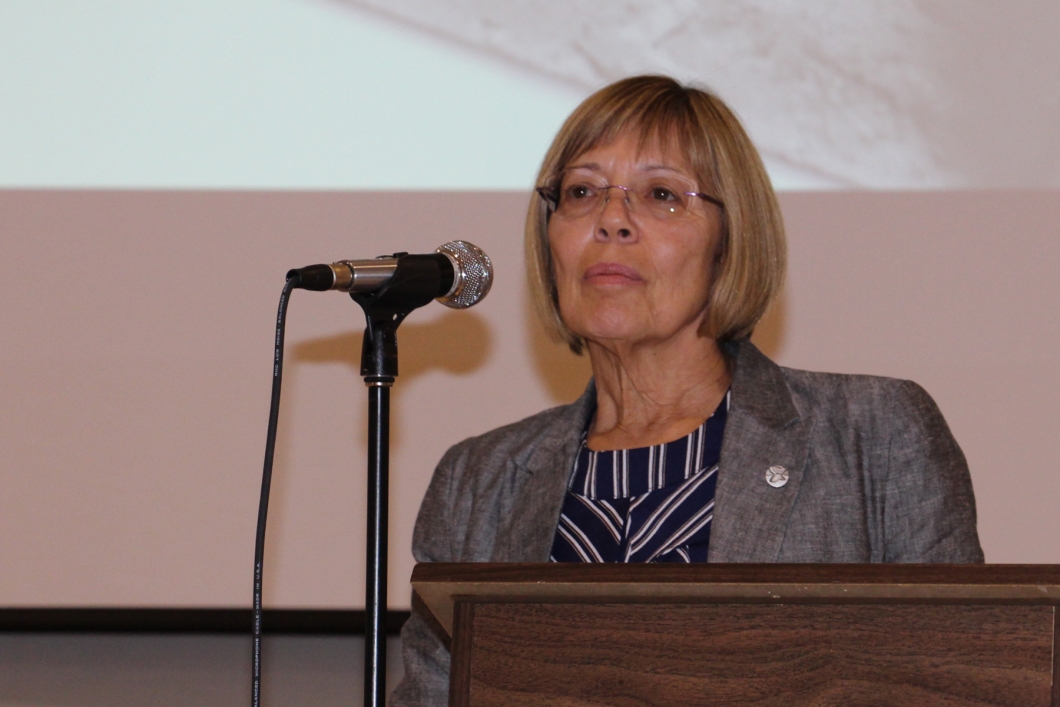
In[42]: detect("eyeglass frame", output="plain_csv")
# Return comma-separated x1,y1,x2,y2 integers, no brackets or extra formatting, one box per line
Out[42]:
536,182,725,218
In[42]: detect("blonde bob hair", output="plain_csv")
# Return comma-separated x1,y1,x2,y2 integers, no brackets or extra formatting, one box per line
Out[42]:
526,75,785,354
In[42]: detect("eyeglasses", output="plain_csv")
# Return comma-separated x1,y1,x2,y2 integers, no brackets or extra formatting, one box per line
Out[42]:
537,172,724,221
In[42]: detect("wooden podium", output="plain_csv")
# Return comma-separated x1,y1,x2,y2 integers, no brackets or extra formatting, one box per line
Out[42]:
411,563,1060,707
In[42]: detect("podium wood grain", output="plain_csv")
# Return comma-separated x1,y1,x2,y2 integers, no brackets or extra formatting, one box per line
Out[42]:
459,603,1053,706
417,565,1060,707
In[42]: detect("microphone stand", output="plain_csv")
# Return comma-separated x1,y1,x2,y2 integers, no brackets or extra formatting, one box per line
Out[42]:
350,255,449,707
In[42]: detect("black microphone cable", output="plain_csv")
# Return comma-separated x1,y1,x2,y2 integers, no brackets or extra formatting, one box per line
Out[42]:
251,276,296,707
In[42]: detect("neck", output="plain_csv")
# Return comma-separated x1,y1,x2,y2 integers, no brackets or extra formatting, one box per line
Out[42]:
585,329,731,451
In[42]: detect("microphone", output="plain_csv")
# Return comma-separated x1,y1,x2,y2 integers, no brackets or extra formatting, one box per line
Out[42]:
287,240,493,309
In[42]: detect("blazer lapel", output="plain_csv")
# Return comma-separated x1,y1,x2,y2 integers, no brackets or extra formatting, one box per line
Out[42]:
499,383,595,562
709,341,814,563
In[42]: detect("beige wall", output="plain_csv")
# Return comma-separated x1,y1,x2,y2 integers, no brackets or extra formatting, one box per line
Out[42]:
1,189,1058,609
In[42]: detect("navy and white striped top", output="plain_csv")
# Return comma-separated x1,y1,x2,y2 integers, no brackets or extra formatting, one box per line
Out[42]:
549,393,728,564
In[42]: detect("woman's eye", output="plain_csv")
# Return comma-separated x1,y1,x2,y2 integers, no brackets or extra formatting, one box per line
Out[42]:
649,186,678,201
566,184,594,200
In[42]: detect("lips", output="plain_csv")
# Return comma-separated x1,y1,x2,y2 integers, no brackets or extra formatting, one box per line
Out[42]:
583,262,643,284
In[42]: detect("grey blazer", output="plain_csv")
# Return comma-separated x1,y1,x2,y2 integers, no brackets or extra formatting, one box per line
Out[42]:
390,340,983,706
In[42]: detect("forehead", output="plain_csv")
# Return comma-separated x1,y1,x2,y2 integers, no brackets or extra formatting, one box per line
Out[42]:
567,129,694,175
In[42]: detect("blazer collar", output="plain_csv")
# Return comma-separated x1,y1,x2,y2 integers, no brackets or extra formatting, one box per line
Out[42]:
709,339,814,562
501,381,596,562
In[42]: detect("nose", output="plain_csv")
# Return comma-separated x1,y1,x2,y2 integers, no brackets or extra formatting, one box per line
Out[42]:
594,187,636,243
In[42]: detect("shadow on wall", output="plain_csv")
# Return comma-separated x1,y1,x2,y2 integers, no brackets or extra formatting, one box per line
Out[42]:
293,310,492,377
290,309,493,446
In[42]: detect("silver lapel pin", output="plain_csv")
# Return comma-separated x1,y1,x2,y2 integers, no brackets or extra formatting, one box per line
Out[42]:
766,465,789,488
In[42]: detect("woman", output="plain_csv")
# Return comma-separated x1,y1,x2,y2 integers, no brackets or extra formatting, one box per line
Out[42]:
390,75,982,706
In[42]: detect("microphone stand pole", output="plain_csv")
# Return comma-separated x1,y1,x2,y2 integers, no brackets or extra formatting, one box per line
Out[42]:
350,256,444,707
362,335,394,707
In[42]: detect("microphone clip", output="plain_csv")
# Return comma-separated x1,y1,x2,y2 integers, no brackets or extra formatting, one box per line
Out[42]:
351,254,451,385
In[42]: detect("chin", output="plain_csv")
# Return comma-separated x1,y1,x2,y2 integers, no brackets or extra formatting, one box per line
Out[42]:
561,303,654,345
571,317,646,346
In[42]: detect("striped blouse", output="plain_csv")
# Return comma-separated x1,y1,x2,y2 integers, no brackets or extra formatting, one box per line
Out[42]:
549,393,728,564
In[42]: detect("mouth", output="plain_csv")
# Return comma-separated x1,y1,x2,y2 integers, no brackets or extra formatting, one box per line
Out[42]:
583,262,643,285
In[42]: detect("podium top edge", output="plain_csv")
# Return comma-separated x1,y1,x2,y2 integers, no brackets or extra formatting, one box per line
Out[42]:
411,563,1060,586
410,564,1060,639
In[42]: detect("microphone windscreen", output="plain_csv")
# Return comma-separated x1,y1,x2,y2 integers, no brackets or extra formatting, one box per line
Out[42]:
435,241,493,309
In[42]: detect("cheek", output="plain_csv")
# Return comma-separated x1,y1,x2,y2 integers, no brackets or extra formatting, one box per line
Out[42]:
657,228,717,291
642,231,719,325
547,222,583,288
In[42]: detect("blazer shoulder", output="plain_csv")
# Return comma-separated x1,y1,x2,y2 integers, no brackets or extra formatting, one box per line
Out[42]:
777,366,935,421
441,396,588,474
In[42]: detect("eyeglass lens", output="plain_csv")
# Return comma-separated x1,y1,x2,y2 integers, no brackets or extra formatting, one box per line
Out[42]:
554,175,700,220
